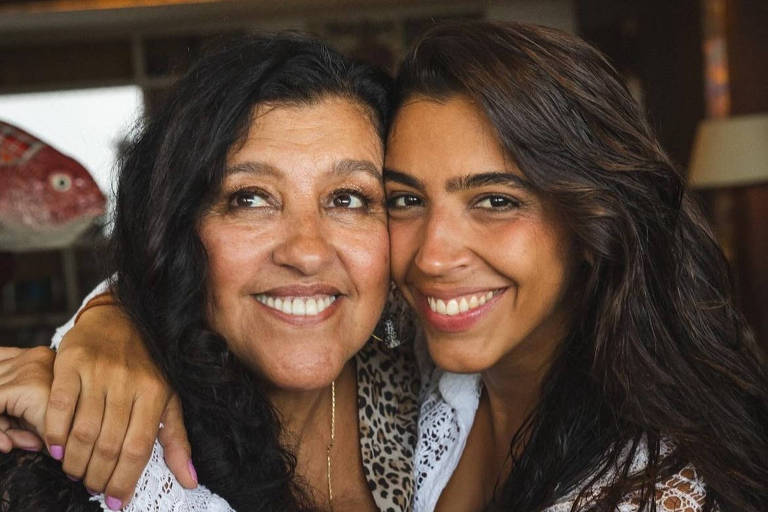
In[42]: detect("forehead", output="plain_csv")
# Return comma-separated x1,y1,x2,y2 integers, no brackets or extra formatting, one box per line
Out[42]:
385,95,511,176
228,96,383,172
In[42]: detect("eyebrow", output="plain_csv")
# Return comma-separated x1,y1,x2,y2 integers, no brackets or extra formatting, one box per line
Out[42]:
384,168,531,193
225,159,382,180
446,172,532,192
383,168,425,191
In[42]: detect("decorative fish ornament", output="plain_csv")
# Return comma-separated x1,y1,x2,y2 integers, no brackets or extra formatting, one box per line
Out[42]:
0,120,106,252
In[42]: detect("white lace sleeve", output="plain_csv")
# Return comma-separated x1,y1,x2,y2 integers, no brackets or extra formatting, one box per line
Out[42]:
50,279,111,350
545,439,713,512
89,441,234,512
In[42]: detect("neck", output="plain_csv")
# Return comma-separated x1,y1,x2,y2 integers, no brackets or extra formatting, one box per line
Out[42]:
267,362,351,443
480,313,569,465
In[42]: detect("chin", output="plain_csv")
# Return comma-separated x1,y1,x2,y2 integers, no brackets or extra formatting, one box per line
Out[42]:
260,352,350,392
425,335,499,374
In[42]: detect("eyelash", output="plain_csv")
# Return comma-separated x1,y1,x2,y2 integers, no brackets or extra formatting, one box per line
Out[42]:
228,187,271,209
386,193,521,211
472,194,521,211
226,187,376,211
331,188,374,210
386,193,423,210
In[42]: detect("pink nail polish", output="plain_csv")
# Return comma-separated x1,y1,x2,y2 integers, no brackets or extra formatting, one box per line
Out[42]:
67,474,79,481
188,459,198,486
86,488,98,496
49,445,64,460
105,496,122,510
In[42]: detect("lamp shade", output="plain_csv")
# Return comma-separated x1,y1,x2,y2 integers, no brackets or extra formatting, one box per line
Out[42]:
688,113,768,188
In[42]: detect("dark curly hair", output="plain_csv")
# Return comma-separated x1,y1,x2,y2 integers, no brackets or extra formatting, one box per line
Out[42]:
395,20,768,512
110,34,392,510
0,33,392,512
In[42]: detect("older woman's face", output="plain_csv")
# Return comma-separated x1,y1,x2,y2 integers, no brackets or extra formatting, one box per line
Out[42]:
198,96,389,391
385,95,573,374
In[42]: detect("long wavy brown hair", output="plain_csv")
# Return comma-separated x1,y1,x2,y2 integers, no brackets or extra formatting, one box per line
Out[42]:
396,21,768,511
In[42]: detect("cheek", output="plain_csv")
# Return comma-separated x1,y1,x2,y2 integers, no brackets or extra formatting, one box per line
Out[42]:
200,221,271,302
342,223,390,295
387,220,420,288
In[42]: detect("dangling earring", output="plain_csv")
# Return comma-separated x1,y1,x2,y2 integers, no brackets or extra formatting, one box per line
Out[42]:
372,316,401,348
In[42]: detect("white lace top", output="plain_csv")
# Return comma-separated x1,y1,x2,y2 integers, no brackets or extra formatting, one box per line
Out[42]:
410,334,715,512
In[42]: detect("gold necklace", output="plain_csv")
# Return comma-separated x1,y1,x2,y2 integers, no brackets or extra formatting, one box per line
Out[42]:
326,379,336,510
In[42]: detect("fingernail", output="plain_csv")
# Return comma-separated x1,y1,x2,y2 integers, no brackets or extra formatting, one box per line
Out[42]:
105,496,122,510
21,447,41,452
67,474,79,481
49,445,64,460
188,459,198,486
87,488,98,496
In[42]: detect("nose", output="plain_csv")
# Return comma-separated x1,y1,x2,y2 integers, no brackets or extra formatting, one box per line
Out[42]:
271,212,335,276
413,208,471,277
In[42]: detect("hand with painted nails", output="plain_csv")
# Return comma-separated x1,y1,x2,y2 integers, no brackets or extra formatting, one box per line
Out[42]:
45,299,197,508
0,346,53,454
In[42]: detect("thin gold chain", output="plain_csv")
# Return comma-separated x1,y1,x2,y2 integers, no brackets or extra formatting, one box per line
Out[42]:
327,379,336,510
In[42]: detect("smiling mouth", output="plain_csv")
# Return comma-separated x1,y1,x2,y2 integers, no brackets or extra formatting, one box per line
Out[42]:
425,290,503,316
254,294,338,317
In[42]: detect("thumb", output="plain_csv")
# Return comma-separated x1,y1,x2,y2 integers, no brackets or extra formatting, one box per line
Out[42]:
158,393,197,488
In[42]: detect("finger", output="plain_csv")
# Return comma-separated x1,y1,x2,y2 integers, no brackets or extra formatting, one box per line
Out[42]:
44,365,81,459
0,346,22,364
158,394,196,488
61,387,105,480
0,427,11,453
6,428,44,451
83,393,133,496
102,396,164,506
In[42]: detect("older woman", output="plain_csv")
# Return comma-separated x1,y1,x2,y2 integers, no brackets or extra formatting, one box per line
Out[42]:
0,34,418,511
4,21,768,512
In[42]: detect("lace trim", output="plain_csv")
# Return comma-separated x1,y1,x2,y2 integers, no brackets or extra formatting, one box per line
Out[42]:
89,443,232,511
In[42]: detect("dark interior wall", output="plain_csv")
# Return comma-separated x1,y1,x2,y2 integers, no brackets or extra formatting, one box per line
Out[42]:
576,0,705,168
577,0,767,346
725,0,768,345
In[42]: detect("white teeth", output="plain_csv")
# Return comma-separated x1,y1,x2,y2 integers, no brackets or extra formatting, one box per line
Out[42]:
426,290,499,316
292,298,305,315
306,298,318,315
255,294,337,316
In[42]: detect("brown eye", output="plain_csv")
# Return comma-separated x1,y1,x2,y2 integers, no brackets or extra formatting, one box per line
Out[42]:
231,190,268,208
331,192,365,208
474,195,519,210
387,194,422,209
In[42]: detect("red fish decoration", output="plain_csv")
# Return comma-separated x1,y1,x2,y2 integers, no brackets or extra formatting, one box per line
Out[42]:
0,120,106,252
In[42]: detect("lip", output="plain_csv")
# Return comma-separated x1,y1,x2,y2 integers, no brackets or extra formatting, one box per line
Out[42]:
250,283,344,326
259,284,342,297
415,287,507,333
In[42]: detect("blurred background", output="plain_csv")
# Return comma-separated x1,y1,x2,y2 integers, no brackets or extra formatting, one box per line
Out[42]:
0,0,765,348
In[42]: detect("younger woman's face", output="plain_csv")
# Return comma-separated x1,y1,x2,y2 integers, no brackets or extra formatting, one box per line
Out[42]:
198,96,389,391
385,95,574,374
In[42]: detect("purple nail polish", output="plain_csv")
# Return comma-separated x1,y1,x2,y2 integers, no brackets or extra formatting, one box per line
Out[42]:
49,445,64,460
67,474,79,481
87,488,98,496
105,496,122,510
188,459,198,486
